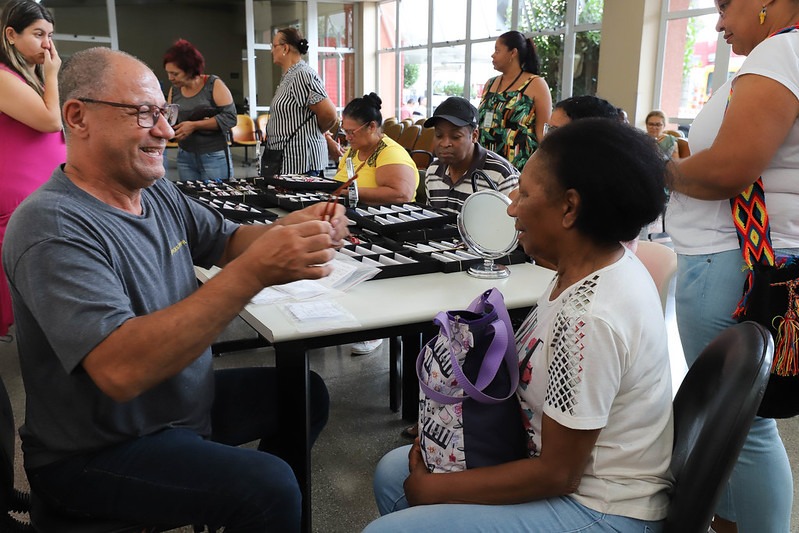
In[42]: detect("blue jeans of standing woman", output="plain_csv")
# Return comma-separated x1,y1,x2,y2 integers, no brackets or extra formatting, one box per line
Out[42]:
364,445,664,533
26,368,329,532
177,147,233,181
676,249,793,532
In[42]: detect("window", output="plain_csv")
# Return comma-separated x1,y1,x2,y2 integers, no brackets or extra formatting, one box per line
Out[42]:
317,3,356,109
379,0,603,118
654,0,737,128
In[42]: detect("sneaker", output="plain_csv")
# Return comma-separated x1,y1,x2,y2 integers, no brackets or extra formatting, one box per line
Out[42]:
351,338,384,355
400,424,418,440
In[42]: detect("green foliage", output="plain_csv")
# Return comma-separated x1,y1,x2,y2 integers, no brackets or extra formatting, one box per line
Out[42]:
404,63,419,89
684,18,699,80
435,81,465,96
516,0,603,101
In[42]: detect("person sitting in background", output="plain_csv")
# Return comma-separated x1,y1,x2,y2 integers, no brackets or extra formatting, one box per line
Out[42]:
645,110,679,160
424,96,518,212
333,92,418,206
3,47,347,531
545,94,621,132
365,118,673,533
400,97,416,120
413,96,426,117
163,38,237,181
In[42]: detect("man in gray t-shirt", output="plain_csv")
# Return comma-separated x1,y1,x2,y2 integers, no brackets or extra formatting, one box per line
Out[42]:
2,48,348,532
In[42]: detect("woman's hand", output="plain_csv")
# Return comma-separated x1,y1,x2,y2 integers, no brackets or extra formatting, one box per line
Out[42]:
172,121,197,142
403,438,435,506
42,38,61,81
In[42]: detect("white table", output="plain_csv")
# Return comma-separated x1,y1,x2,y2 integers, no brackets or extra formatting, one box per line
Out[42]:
196,263,555,532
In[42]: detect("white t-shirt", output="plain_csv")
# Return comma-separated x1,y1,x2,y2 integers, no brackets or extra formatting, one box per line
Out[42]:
515,249,673,521
666,32,799,254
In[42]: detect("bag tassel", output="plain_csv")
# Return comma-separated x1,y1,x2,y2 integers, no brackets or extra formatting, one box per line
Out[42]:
771,278,799,376
733,265,755,319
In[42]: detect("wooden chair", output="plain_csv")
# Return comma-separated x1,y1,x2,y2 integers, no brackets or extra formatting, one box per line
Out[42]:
414,117,427,126
256,113,269,143
675,138,691,158
383,122,404,141
410,126,435,170
664,129,685,138
229,114,260,165
400,118,414,130
382,117,398,129
396,124,421,152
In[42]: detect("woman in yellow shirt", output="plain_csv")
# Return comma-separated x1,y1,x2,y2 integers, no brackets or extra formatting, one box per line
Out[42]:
334,93,418,205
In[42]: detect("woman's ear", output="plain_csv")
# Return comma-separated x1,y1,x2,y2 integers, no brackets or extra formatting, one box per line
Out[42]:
561,188,581,229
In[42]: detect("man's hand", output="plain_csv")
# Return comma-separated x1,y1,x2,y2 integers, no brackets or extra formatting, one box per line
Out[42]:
280,202,350,247
241,220,337,288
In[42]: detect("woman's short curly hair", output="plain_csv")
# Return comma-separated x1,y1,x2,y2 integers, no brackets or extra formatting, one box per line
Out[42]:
162,39,205,78
536,118,667,245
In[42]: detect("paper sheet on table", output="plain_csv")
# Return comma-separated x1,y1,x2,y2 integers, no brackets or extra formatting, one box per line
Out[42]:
282,300,361,332
249,255,379,304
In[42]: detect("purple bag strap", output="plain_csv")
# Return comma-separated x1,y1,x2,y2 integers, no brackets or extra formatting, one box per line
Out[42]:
416,289,519,405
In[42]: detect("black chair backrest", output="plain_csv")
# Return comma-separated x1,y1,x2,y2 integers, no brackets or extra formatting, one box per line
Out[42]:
664,321,773,533
0,375,32,531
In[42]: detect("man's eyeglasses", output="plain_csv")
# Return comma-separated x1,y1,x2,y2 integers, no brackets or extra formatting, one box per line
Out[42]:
343,121,369,137
78,98,179,128
543,123,558,136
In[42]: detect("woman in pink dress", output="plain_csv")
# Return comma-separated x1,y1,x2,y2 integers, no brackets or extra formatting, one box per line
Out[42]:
0,0,66,341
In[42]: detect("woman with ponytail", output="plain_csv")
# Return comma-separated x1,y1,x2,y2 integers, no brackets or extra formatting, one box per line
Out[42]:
267,27,337,175
0,0,65,342
478,30,551,172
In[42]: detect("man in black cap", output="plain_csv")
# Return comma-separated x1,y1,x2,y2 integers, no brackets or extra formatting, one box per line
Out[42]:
424,96,519,212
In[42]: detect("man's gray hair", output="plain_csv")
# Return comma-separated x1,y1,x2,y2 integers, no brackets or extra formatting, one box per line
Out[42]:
58,47,140,108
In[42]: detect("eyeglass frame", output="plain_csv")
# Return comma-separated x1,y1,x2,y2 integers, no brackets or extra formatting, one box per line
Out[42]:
77,98,179,128
646,122,665,128
342,121,370,138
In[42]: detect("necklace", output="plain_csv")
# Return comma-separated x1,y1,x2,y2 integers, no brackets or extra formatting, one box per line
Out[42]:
498,70,524,94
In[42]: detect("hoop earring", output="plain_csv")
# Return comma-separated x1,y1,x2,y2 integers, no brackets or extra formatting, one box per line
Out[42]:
759,6,767,25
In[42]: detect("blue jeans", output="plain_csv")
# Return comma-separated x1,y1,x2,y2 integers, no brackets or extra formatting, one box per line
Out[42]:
676,249,793,532
177,147,233,181
26,368,329,532
364,446,663,533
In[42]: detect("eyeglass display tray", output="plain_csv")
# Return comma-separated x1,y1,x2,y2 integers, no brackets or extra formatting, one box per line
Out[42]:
401,239,530,273
338,240,439,280
195,197,278,223
346,204,457,238
256,188,343,211
175,178,274,208
259,174,341,192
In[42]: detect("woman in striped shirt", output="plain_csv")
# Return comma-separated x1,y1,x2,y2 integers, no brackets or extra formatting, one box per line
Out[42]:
267,28,337,176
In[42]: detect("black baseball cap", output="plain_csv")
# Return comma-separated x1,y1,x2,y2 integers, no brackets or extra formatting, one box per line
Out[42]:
424,97,478,128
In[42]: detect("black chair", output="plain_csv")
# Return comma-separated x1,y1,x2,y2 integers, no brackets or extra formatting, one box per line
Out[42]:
664,321,773,533
0,375,184,533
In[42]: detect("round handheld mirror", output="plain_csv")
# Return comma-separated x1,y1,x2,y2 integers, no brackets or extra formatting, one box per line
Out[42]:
457,189,519,279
